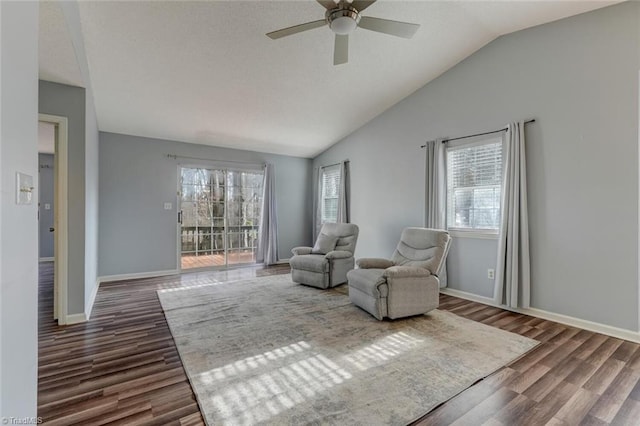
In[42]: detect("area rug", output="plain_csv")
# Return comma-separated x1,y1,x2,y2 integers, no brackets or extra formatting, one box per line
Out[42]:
158,275,538,426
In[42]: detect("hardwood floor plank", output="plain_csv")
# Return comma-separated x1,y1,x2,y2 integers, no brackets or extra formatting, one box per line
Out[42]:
553,387,600,424
504,363,550,393
449,388,519,426
609,397,640,426
564,359,604,387
414,369,517,426
492,393,537,425
42,395,119,425
580,415,610,426
611,341,639,363
572,333,610,360
582,358,626,395
519,380,577,426
588,367,640,422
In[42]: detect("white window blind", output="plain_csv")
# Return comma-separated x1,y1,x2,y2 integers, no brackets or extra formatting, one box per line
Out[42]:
446,139,502,231
321,165,341,223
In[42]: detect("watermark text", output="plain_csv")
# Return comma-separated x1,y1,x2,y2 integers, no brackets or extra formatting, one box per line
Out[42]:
1,417,43,425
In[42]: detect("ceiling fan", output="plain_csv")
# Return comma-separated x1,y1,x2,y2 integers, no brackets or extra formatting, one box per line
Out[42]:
266,0,420,65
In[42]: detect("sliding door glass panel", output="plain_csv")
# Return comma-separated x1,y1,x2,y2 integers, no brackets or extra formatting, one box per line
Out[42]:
180,167,262,270
180,168,225,270
226,170,262,266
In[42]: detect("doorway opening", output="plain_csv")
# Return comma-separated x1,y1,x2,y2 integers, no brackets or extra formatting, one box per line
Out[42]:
179,166,263,270
38,114,69,324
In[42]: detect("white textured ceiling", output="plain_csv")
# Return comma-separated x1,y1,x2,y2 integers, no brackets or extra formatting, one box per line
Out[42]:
39,1,84,88
39,1,619,158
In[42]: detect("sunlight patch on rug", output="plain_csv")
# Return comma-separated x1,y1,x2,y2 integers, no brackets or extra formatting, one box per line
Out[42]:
158,274,538,425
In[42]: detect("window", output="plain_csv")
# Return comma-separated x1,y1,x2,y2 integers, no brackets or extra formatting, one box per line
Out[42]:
320,165,341,223
446,137,502,233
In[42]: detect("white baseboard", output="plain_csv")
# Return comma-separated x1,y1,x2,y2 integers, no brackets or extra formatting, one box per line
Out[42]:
62,270,179,325
275,258,290,265
85,281,100,321
97,269,180,284
441,287,640,344
39,257,54,262
441,288,496,306
65,312,87,325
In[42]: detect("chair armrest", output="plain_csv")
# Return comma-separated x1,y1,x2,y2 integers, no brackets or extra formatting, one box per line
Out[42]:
325,250,353,260
357,258,394,269
291,246,313,256
383,265,432,278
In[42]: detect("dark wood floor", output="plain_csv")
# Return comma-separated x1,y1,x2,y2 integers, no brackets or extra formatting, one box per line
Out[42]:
38,262,640,425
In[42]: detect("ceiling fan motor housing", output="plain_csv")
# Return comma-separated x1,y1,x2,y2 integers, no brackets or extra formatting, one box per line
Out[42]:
326,6,361,35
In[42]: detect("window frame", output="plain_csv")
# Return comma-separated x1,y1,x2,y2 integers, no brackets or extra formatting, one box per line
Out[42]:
445,135,504,239
320,164,341,224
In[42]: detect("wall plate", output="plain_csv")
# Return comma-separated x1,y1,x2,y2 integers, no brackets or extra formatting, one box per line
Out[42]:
16,172,34,205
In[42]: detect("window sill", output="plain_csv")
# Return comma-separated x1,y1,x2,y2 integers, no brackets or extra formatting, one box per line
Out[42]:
448,229,499,240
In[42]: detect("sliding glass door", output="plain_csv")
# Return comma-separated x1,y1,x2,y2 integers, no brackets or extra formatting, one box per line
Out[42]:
179,166,263,270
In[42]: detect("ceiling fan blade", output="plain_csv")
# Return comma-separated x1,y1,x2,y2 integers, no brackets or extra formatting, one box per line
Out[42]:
358,16,420,39
350,0,377,12
266,19,326,39
316,0,337,9
334,34,348,65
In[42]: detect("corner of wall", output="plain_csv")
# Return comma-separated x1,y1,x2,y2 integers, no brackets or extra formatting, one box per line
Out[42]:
85,278,100,321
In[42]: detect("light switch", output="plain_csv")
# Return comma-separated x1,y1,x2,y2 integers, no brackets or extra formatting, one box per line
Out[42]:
16,172,34,205
44,203,51,210
164,202,172,210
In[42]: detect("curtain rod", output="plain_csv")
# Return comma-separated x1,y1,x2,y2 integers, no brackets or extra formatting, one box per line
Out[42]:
167,154,265,167
317,159,350,169
420,119,536,148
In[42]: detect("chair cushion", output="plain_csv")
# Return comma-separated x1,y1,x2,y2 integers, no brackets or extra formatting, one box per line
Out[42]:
391,228,451,275
356,258,394,269
289,254,328,273
383,265,431,278
319,223,359,254
347,268,388,298
311,233,339,254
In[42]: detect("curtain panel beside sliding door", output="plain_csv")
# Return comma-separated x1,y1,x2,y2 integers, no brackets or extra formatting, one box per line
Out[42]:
257,163,278,265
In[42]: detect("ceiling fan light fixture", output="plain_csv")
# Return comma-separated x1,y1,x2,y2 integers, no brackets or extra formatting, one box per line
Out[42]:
327,7,360,35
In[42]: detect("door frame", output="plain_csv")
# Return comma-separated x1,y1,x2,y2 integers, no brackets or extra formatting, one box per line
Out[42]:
39,113,69,325
176,164,263,272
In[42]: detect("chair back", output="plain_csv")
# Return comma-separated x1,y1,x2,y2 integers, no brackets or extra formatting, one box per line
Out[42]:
318,223,359,254
391,227,451,276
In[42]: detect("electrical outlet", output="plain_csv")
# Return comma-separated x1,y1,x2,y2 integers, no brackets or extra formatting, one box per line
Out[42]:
488,269,495,279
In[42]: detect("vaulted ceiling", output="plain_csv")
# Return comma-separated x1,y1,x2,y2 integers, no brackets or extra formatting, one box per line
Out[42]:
38,0,618,158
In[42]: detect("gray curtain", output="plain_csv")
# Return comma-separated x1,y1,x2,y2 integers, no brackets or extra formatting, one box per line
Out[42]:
424,139,448,287
257,163,278,265
494,122,531,308
313,167,322,240
336,160,350,223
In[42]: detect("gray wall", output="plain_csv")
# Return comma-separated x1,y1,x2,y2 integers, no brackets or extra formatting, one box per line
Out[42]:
58,0,100,314
39,154,55,258
84,94,99,312
99,132,312,277
314,2,640,331
0,1,39,417
39,80,87,316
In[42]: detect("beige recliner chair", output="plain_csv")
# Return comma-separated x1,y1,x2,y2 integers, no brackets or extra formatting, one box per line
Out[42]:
347,227,451,320
290,223,359,289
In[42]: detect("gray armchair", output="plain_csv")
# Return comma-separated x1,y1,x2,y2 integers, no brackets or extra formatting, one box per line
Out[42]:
347,227,451,320
290,223,359,289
